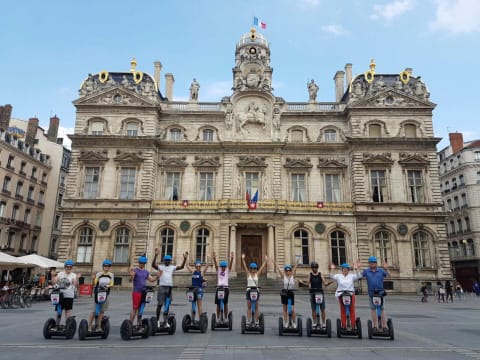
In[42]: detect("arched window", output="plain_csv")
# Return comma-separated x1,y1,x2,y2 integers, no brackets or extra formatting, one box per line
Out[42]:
126,122,139,136
374,231,391,263
77,227,94,263
160,228,175,258
114,227,130,263
196,228,209,263
90,121,105,135
170,128,182,141
294,229,309,265
324,129,337,142
291,129,303,143
412,231,431,268
404,124,417,138
369,124,381,137
202,129,214,142
330,231,346,266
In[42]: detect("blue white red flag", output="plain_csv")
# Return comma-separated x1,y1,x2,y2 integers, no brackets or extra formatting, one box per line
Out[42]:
253,16,267,29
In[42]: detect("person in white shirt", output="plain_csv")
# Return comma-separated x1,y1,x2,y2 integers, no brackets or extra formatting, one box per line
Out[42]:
212,252,234,319
88,259,114,331
329,263,362,329
51,260,77,320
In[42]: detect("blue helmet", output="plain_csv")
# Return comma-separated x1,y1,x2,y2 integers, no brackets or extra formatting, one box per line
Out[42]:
368,256,378,263
163,255,172,261
284,264,292,271
102,259,112,266
249,262,258,269
219,260,227,267
195,260,202,266
64,259,74,267
138,256,147,264
340,263,350,269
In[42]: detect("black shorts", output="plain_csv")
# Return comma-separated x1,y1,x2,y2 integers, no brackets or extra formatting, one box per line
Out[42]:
214,287,230,305
280,290,295,305
59,297,74,311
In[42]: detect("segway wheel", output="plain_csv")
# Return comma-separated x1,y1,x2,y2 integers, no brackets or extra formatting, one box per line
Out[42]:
336,318,342,338
241,315,246,334
306,318,312,337
259,313,265,334
228,312,233,331
297,317,303,337
326,318,332,338
356,318,362,339
141,318,150,338
168,316,176,335
78,319,88,340
150,316,158,336
387,318,394,340
211,313,216,331
65,317,77,339
200,313,208,333
278,317,284,336
101,318,110,339
182,314,191,333
367,319,373,339
120,319,133,341
24,297,32,308
43,318,56,339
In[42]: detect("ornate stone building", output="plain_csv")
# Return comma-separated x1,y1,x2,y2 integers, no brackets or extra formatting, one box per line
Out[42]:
59,29,450,292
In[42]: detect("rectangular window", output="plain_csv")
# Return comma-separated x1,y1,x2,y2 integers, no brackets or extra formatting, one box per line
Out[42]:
290,174,306,201
126,123,138,136
324,130,337,142
371,170,386,202
202,129,214,142
2,177,10,192
11,205,19,220
54,215,61,230
38,191,45,205
15,181,23,197
199,172,214,201
77,228,93,263
91,122,104,135
245,172,259,199
408,170,424,203
24,209,31,224
114,228,130,263
83,167,100,199
325,174,341,202
170,129,181,141
7,155,14,169
475,151,480,161
165,172,181,200
413,232,430,268
119,168,136,199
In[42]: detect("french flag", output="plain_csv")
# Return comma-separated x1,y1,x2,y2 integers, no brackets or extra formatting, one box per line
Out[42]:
253,16,267,29
249,190,259,210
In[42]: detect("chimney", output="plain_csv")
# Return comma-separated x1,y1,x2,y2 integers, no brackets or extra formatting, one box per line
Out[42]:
345,63,352,88
26,117,39,146
334,71,345,102
0,104,13,131
165,73,174,100
47,115,60,142
154,61,162,91
449,133,464,154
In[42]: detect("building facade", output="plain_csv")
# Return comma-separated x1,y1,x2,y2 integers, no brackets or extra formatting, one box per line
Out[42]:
438,133,480,290
0,105,70,259
58,29,451,292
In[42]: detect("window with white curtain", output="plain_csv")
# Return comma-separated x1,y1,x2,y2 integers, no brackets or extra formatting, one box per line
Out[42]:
199,172,214,200
245,172,259,199
90,121,104,135
114,227,130,263
325,174,341,202
371,170,386,202
165,172,181,200
324,129,337,142
120,168,136,199
126,123,138,136
412,231,431,268
291,173,306,201
408,170,424,203
83,167,100,199
77,227,94,263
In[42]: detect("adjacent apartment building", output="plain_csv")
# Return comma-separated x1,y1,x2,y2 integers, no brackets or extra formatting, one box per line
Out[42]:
58,28,451,292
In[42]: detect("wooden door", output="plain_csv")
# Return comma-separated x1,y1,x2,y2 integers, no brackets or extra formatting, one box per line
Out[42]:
241,235,262,272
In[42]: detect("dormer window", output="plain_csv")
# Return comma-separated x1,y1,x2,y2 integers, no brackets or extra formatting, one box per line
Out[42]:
404,124,417,138
170,128,182,141
369,124,381,137
126,122,138,136
291,129,303,143
90,121,104,135
202,129,214,142
324,129,337,142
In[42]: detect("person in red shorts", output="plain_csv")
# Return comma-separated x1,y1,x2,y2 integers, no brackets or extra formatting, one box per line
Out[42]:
129,256,157,323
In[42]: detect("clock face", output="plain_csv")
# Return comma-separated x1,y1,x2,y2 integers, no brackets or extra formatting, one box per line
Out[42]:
249,47,257,55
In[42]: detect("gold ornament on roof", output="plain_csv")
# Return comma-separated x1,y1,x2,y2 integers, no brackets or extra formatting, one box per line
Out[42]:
399,69,411,84
98,70,109,83
364,59,376,84
133,71,143,84
130,57,137,72
249,27,257,40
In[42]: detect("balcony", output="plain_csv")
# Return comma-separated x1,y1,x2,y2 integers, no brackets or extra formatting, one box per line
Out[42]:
1,189,11,195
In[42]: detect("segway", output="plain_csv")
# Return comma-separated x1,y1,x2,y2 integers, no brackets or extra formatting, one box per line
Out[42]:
182,286,208,333
43,287,77,339
241,287,264,334
120,286,153,340
211,286,233,331
367,290,394,340
78,286,110,340
150,287,176,335
278,289,302,336
306,289,332,337
336,290,362,339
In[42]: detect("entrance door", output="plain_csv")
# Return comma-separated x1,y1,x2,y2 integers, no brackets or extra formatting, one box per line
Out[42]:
241,236,262,273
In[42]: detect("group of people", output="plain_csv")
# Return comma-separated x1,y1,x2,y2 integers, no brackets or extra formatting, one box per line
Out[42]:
421,280,466,303
49,253,390,334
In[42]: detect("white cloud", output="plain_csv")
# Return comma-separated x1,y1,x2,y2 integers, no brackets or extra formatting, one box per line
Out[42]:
57,126,74,149
371,0,415,20
429,0,480,34
321,24,348,36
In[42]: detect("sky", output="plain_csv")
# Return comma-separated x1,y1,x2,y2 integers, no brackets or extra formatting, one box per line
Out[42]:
1,0,479,150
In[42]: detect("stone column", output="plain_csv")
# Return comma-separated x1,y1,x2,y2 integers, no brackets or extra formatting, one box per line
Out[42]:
229,224,237,277
267,224,276,279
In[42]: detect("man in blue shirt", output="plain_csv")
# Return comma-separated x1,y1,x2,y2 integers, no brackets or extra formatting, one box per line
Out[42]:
361,256,389,331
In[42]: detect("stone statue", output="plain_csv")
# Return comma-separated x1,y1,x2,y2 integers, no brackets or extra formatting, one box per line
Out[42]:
189,78,200,101
307,79,319,101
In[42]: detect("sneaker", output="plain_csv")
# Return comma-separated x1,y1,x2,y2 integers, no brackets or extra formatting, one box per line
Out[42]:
322,322,326,329
312,322,317,328
95,327,102,332
284,320,288,328
157,320,162,328
164,322,170,329
293,322,297,329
